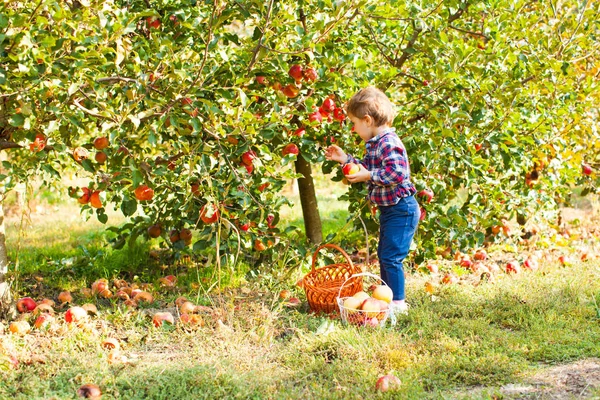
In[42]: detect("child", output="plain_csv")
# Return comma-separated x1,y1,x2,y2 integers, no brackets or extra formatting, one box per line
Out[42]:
325,86,419,314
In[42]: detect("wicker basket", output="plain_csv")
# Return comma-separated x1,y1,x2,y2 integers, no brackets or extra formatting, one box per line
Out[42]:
302,244,363,314
337,272,391,327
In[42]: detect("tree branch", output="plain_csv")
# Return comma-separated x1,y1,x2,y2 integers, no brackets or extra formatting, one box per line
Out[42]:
448,24,489,40
96,76,139,85
247,0,275,73
0,140,22,150
394,21,422,68
448,2,471,24
73,98,117,122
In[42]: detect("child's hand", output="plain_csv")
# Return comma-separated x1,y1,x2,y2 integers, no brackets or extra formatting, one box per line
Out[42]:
346,164,371,184
324,145,348,164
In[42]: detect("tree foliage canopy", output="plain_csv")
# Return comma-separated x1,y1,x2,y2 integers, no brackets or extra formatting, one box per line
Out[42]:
1,0,598,266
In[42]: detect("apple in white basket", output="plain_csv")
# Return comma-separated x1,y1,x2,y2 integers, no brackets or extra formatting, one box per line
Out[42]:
343,297,364,311
372,285,393,303
352,291,370,302
361,298,381,318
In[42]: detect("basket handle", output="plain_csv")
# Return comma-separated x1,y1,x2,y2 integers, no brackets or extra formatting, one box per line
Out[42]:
336,272,387,300
310,243,354,272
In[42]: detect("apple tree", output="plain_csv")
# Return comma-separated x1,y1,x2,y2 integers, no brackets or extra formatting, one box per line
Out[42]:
1,0,599,318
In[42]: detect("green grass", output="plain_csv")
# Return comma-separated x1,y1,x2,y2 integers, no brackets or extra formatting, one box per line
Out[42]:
1,196,600,399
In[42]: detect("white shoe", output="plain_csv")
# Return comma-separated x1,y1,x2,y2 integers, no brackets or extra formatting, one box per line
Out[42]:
388,302,409,326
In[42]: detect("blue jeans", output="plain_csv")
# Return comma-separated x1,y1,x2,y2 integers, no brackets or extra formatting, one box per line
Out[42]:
377,195,420,301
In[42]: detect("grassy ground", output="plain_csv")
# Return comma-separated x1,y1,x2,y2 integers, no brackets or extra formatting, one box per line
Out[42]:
1,190,600,399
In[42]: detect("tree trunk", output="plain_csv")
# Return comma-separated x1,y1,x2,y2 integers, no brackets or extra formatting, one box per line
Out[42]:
295,154,323,244
0,199,15,319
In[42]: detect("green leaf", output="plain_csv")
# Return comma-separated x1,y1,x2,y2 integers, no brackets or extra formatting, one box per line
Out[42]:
81,159,95,173
97,209,108,224
9,114,24,127
121,196,138,217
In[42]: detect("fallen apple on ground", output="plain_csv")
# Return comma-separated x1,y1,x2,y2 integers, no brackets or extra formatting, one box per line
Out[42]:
375,374,401,392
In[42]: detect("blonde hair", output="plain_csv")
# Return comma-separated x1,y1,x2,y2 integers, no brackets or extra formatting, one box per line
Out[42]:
346,86,395,126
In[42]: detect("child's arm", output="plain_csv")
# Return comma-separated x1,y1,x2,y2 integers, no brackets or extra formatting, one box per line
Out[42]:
324,145,349,164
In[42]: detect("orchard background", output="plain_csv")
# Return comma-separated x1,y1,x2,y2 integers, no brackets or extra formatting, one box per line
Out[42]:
0,1,600,397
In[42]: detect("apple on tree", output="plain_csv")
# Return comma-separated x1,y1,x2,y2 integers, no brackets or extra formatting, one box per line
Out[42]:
582,164,593,176
288,64,303,82
134,184,154,201
282,143,299,156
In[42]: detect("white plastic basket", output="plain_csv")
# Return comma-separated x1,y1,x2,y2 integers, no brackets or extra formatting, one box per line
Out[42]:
336,272,391,327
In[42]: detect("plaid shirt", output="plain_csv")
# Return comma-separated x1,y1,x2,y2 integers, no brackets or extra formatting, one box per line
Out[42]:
347,128,416,206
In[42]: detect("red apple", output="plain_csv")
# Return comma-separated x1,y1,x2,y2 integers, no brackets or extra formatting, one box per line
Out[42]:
375,374,401,392
505,261,520,274
146,17,161,29
34,314,53,329
65,306,88,324
17,297,37,313
180,228,192,242
94,151,107,164
89,191,103,209
241,150,257,166
77,383,102,399
582,164,593,176
255,76,266,85
426,264,438,274
473,249,487,261
282,143,299,156
169,229,180,243
417,189,434,203
333,107,345,122
57,291,73,304
321,98,335,113
342,163,360,176
459,256,473,269
266,214,276,229
254,239,266,251
308,111,322,124
288,64,303,82
282,84,300,98
419,207,426,221
200,204,219,224
152,312,175,328
93,137,109,150
147,224,162,238
441,273,459,284
361,298,381,318
29,134,46,152
292,127,305,137
73,147,89,162
303,67,318,82
239,222,250,232
91,279,108,294
134,184,154,201
523,257,538,271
